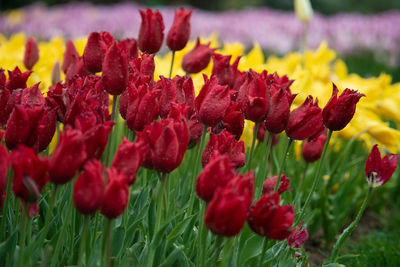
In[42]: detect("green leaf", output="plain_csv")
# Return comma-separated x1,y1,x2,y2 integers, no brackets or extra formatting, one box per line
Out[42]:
160,245,184,267
238,235,264,267
112,226,125,258
0,230,18,265
166,215,194,249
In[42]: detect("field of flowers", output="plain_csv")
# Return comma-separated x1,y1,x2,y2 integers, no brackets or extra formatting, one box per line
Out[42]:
0,1,400,267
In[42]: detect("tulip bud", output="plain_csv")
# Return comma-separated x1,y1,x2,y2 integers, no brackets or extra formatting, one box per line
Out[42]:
182,38,216,74
262,173,292,195
65,55,86,81
202,130,245,168
221,102,244,140
286,96,324,140
302,133,327,163
112,137,148,185
365,144,398,188
51,61,61,85
138,9,165,54
101,43,129,95
11,146,48,203
73,160,105,215
196,154,235,202
204,186,247,237
81,121,114,160
195,75,230,127
248,193,295,240
83,32,114,73
101,168,129,219
167,8,193,51
294,0,313,23
264,88,296,134
322,83,365,131
211,54,241,88
24,37,39,70
118,38,138,59
287,224,309,249
48,127,87,185
62,40,80,74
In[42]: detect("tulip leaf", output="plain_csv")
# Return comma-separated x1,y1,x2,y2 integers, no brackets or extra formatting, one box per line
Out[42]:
0,230,17,265
160,245,185,267
238,235,264,266
112,226,125,258
166,215,194,249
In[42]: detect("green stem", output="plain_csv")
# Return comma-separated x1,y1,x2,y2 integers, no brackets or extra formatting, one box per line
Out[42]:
257,132,272,199
17,202,28,267
247,123,259,171
273,138,293,192
297,130,333,223
294,162,309,208
221,238,235,267
257,238,269,267
37,186,57,249
169,51,175,79
214,236,223,266
330,186,373,263
110,95,118,122
187,126,207,217
197,202,207,267
78,216,89,267
104,219,113,267
107,95,119,166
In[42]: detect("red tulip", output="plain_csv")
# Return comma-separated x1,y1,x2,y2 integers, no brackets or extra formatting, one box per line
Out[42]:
112,137,148,185
287,224,309,249
167,8,193,51
204,186,247,237
121,83,160,132
211,54,241,89
226,171,255,208
139,112,189,173
24,37,39,70
73,160,105,215
80,121,114,160
62,40,80,74
262,173,292,195
118,38,138,59
221,101,244,140
83,31,114,73
322,83,365,131
0,68,5,87
365,144,398,187
286,96,324,140
196,154,235,202
302,133,327,163
195,75,230,127
159,76,195,118
101,168,129,219
11,146,48,203
202,130,245,168
101,43,129,95
138,9,165,54
48,127,87,185
0,142,8,198
5,67,32,91
0,86,10,128
182,38,216,74
188,114,203,148
248,193,295,240
264,87,296,134
256,122,279,146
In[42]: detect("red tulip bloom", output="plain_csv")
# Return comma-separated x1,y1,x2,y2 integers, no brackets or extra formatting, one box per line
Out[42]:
365,144,398,187
262,173,292,195
112,137,148,185
196,154,235,202
80,121,114,160
159,76,195,118
211,54,241,89
202,130,245,168
167,8,193,51
195,75,230,127
62,40,80,74
138,9,165,54
204,186,247,237
286,96,324,140
73,160,105,215
65,55,87,81
322,83,365,131
248,193,295,240
188,114,203,148
5,67,32,91
120,83,160,132
83,31,114,73
264,87,296,134
139,111,189,173
287,224,309,249
24,37,39,70
302,133,327,163
182,38,216,74
11,146,49,203
226,171,255,208
101,168,129,219
221,101,244,140
48,127,87,185
102,43,129,95
118,38,138,59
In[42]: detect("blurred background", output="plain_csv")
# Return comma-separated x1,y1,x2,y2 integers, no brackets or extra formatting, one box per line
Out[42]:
1,0,400,13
